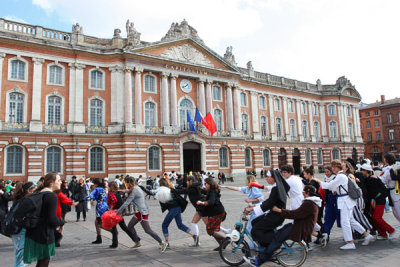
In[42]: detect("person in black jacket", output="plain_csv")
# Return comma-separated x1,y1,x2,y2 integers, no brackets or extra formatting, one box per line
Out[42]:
60,180,71,220
23,172,64,267
74,177,88,222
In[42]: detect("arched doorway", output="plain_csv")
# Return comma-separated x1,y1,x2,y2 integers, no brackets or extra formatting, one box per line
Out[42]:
183,141,201,173
352,148,358,164
292,148,301,175
278,148,287,169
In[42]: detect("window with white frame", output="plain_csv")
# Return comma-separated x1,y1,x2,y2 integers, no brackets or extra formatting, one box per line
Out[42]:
240,92,247,106
276,118,282,137
245,148,252,167
213,85,222,101
374,110,379,116
260,116,267,136
9,92,24,123
219,147,228,168
90,147,104,172
398,112,400,122
347,106,351,117
376,131,381,141
10,59,25,80
214,109,222,132
301,102,307,114
348,122,353,139
179,99,193,131
388,113,393,123
288,100,294,112
148,146,160,170
302,120,308,138
144,102,156,127
90,70,103,89
290,119,296,137
314,121,320,139
144,74,156,93
46,146,62,173
329,121,338,138
389,129,394,140
305,149,311,165
317,149,323,165
6,145,23,174
367,132,372,141
90,99,103,126
366,121,371,129
263,149,271,166
375,119,380,128
259,95,266,109
49,65,63,85
328,104,336,116
332,149,340,160
48,96,61,125
274,98,281,111
313,103,318,116
365,112,370,117
242,113,249,134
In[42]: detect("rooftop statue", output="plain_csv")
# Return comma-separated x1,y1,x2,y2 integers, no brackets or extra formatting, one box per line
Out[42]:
161,19,203,42
224,46,237,66
126,19,141,46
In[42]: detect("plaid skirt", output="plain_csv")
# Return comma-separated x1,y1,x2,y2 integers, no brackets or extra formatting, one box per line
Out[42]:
206,212,226,235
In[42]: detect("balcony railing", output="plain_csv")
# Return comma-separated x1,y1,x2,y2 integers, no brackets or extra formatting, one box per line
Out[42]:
262,135,272,141
86,126,108,134
43,124,67,133
329,137,341,142
277,136,287,141
290,136,300,142
2,122,29,132
215,130,230,137
145,126,164,134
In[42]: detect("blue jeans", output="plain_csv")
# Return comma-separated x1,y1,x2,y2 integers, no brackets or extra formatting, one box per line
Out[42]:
162,206,190,237
258,223,292,265
324,193,341,235
11,228,27,267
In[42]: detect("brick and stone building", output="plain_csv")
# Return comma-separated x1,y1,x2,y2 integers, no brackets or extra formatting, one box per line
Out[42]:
0,18,364,181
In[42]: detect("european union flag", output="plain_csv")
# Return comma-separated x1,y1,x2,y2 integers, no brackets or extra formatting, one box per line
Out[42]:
187,112,197,133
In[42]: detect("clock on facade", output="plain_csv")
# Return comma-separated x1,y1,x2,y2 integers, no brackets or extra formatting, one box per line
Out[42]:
180,79,192,93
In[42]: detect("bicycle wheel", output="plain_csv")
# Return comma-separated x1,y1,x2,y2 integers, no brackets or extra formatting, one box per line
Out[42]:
219,238,251,266
276,241,307,267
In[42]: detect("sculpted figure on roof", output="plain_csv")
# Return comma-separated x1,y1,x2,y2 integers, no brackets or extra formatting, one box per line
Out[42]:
161,19,203,42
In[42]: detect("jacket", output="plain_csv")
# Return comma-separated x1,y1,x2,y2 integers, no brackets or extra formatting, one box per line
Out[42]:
117,186,149,215
56,192,73,218
202,190,225,217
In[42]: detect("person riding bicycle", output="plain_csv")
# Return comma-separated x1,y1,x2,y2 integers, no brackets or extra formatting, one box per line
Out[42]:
244,185,320,267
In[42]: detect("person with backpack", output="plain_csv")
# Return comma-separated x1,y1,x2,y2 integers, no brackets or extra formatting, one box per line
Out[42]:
316,160,374,250
23,172,64,267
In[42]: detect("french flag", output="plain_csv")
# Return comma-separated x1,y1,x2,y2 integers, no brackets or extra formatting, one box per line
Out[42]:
194,108,209,128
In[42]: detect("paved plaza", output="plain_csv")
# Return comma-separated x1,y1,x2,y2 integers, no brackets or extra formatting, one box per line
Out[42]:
1,175,400,266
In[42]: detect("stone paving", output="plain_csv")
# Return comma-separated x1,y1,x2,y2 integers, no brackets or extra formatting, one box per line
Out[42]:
1,175,400,266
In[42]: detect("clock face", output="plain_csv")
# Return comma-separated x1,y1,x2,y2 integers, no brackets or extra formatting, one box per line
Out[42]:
180,79,192,93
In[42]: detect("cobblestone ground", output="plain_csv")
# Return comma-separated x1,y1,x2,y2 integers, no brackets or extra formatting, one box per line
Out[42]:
1,175,400,266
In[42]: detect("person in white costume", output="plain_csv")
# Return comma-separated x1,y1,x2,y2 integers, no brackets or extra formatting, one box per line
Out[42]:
280,165,304,210
380,153,400,222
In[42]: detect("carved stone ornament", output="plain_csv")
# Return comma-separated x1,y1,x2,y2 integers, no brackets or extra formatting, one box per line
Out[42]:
113,28,121,38
162,19,203,43
12,137,19,144
224,46,237,66
126,20,141,46
161,44,213,67
336,76,353,89
94,139,100,145
72,23,83,34
52,138,58,144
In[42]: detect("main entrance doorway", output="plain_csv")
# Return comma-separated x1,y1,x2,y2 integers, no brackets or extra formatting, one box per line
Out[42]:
278,148,287,169
293,148,301,175
183,142,201,173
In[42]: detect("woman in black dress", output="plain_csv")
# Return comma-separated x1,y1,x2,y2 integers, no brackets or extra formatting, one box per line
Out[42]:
74,177,88,222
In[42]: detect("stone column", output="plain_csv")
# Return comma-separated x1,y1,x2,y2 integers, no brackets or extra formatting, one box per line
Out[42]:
30,57,45,132
67,63,85,133
161,72,170,127
226,84,234,131
268,95,276,140
296,99,303,141
337,103,344,138
233,86,241,131
353,105,362,142
134,66,143,125
109,65,124,133
282,97,289,139
67,63,76,133
251,92,260,139
124,66,133,131
205,80,213,115
308,102,314,141
198,79,206,116
0,53,4,124
320,104,328,141
74,64,85,124
343,104,349,140
170,73,178,127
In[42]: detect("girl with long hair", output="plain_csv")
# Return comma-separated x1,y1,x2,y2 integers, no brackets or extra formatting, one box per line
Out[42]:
74,177,88,222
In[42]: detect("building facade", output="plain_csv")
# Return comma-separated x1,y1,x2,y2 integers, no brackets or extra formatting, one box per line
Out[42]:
0,18,364,181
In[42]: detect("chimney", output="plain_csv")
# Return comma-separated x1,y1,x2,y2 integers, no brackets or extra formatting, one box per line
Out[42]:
381,95,385,104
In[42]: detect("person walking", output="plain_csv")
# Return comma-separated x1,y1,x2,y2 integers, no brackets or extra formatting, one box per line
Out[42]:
74,177,88,222
323,166,341,239
381,153,400,223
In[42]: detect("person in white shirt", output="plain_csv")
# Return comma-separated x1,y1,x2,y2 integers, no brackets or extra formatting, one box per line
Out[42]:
316,160,374,250
114,175,123,188
280,165,304,210
380,153,400,222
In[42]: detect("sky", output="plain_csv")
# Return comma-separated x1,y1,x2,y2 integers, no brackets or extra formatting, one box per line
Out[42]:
1,0,399,104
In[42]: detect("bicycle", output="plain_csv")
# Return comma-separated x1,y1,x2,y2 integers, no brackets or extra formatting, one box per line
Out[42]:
219,212,307,267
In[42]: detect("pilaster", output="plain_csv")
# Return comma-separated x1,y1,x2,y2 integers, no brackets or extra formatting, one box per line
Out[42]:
30,57,45,132
161,72,170,127
205,80,213,115
198,79,206,116
170,73,178,126
0,53,5,124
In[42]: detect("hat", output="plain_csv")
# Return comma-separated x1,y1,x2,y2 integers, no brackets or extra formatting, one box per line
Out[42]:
72,176,77,179
104,178,109,181
346,157,356,169
304,185,319,197
86,178,90,182
266,170,272,177
360,163,373,172
6,180,12,184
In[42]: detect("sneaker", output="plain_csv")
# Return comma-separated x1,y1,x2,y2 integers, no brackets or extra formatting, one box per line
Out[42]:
190,235,199,247
242,256,258,267
340,243,356,250
160,241,168,253
361,234,374,245
376,235,388,240
320,234,328,248
132,242,141,248
389,229,396,239
213,246,220,251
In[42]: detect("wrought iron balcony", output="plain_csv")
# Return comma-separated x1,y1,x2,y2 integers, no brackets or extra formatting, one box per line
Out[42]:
145,126,164,134
329,137,341,142
43,124,67,133
2,122,29,132
86,126,108,134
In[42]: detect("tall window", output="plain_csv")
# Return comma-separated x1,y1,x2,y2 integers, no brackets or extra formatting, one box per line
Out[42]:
241,114,249,134
290,119,296,137
214,109,222,132
9,92,24,123
375,119,380,128
376,131,381,141
259,96,266,109
317,149,323,165
367,132,372,141
11,60,25,80
348,122,353,139
329,121,338,138
260,116,267,136
365,111,370,117
148,146,160,170
144,102,156,127
313,103,318,116
328,104,336,116
373,146,378,153
47,146,61,173
332,149,340,160
347,106,351,117
274,98,281,111
263,149,271,166
213,86,222,101
6,146,23,174
144,75,156,92
90,70,103,89
388,113,393,123
305,149,311,165
90,99,103,126
389,129,394,140
179,99,193,131
48,96,61,125
245,148,252,167
301,102,307,114
240,92,247,106
366,121,371,129
90,147,104,172
49,65,62,85
219,147,228,168
314,121,320,139
302,120,308,138
276,118,282,137
288,100,294,112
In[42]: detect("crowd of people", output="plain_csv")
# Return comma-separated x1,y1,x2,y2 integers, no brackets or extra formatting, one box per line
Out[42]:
0,153,399,267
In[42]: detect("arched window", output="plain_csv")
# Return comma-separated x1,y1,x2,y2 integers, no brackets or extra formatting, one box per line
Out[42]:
290,119,296,137
144,102,156,127
301,102,307,114
214,109,222,132
245,148,252,167
49,65,63,85
47,146,62,173
90,147,104,172
302,120,308,138
90,99,103,126
348,122,353,139
6,146,23,174
179,99,193,131
219,147,228,168
148,146,160,170
9,92,24,123
240,92,247,106
274,98,281,111
332,148,340,160
305,149,312,165
329,121,338,138
213,85,222,101
288,100,294,112
260,116,267,136
144,74,156,92
276,118,282,137
317,149,323,165
11,60,25,80
90,70,103,89
263,149,271,166
314,121,320,139
259,96,266,109
48,96,62,125
328,104,336,116
241,114,249,134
